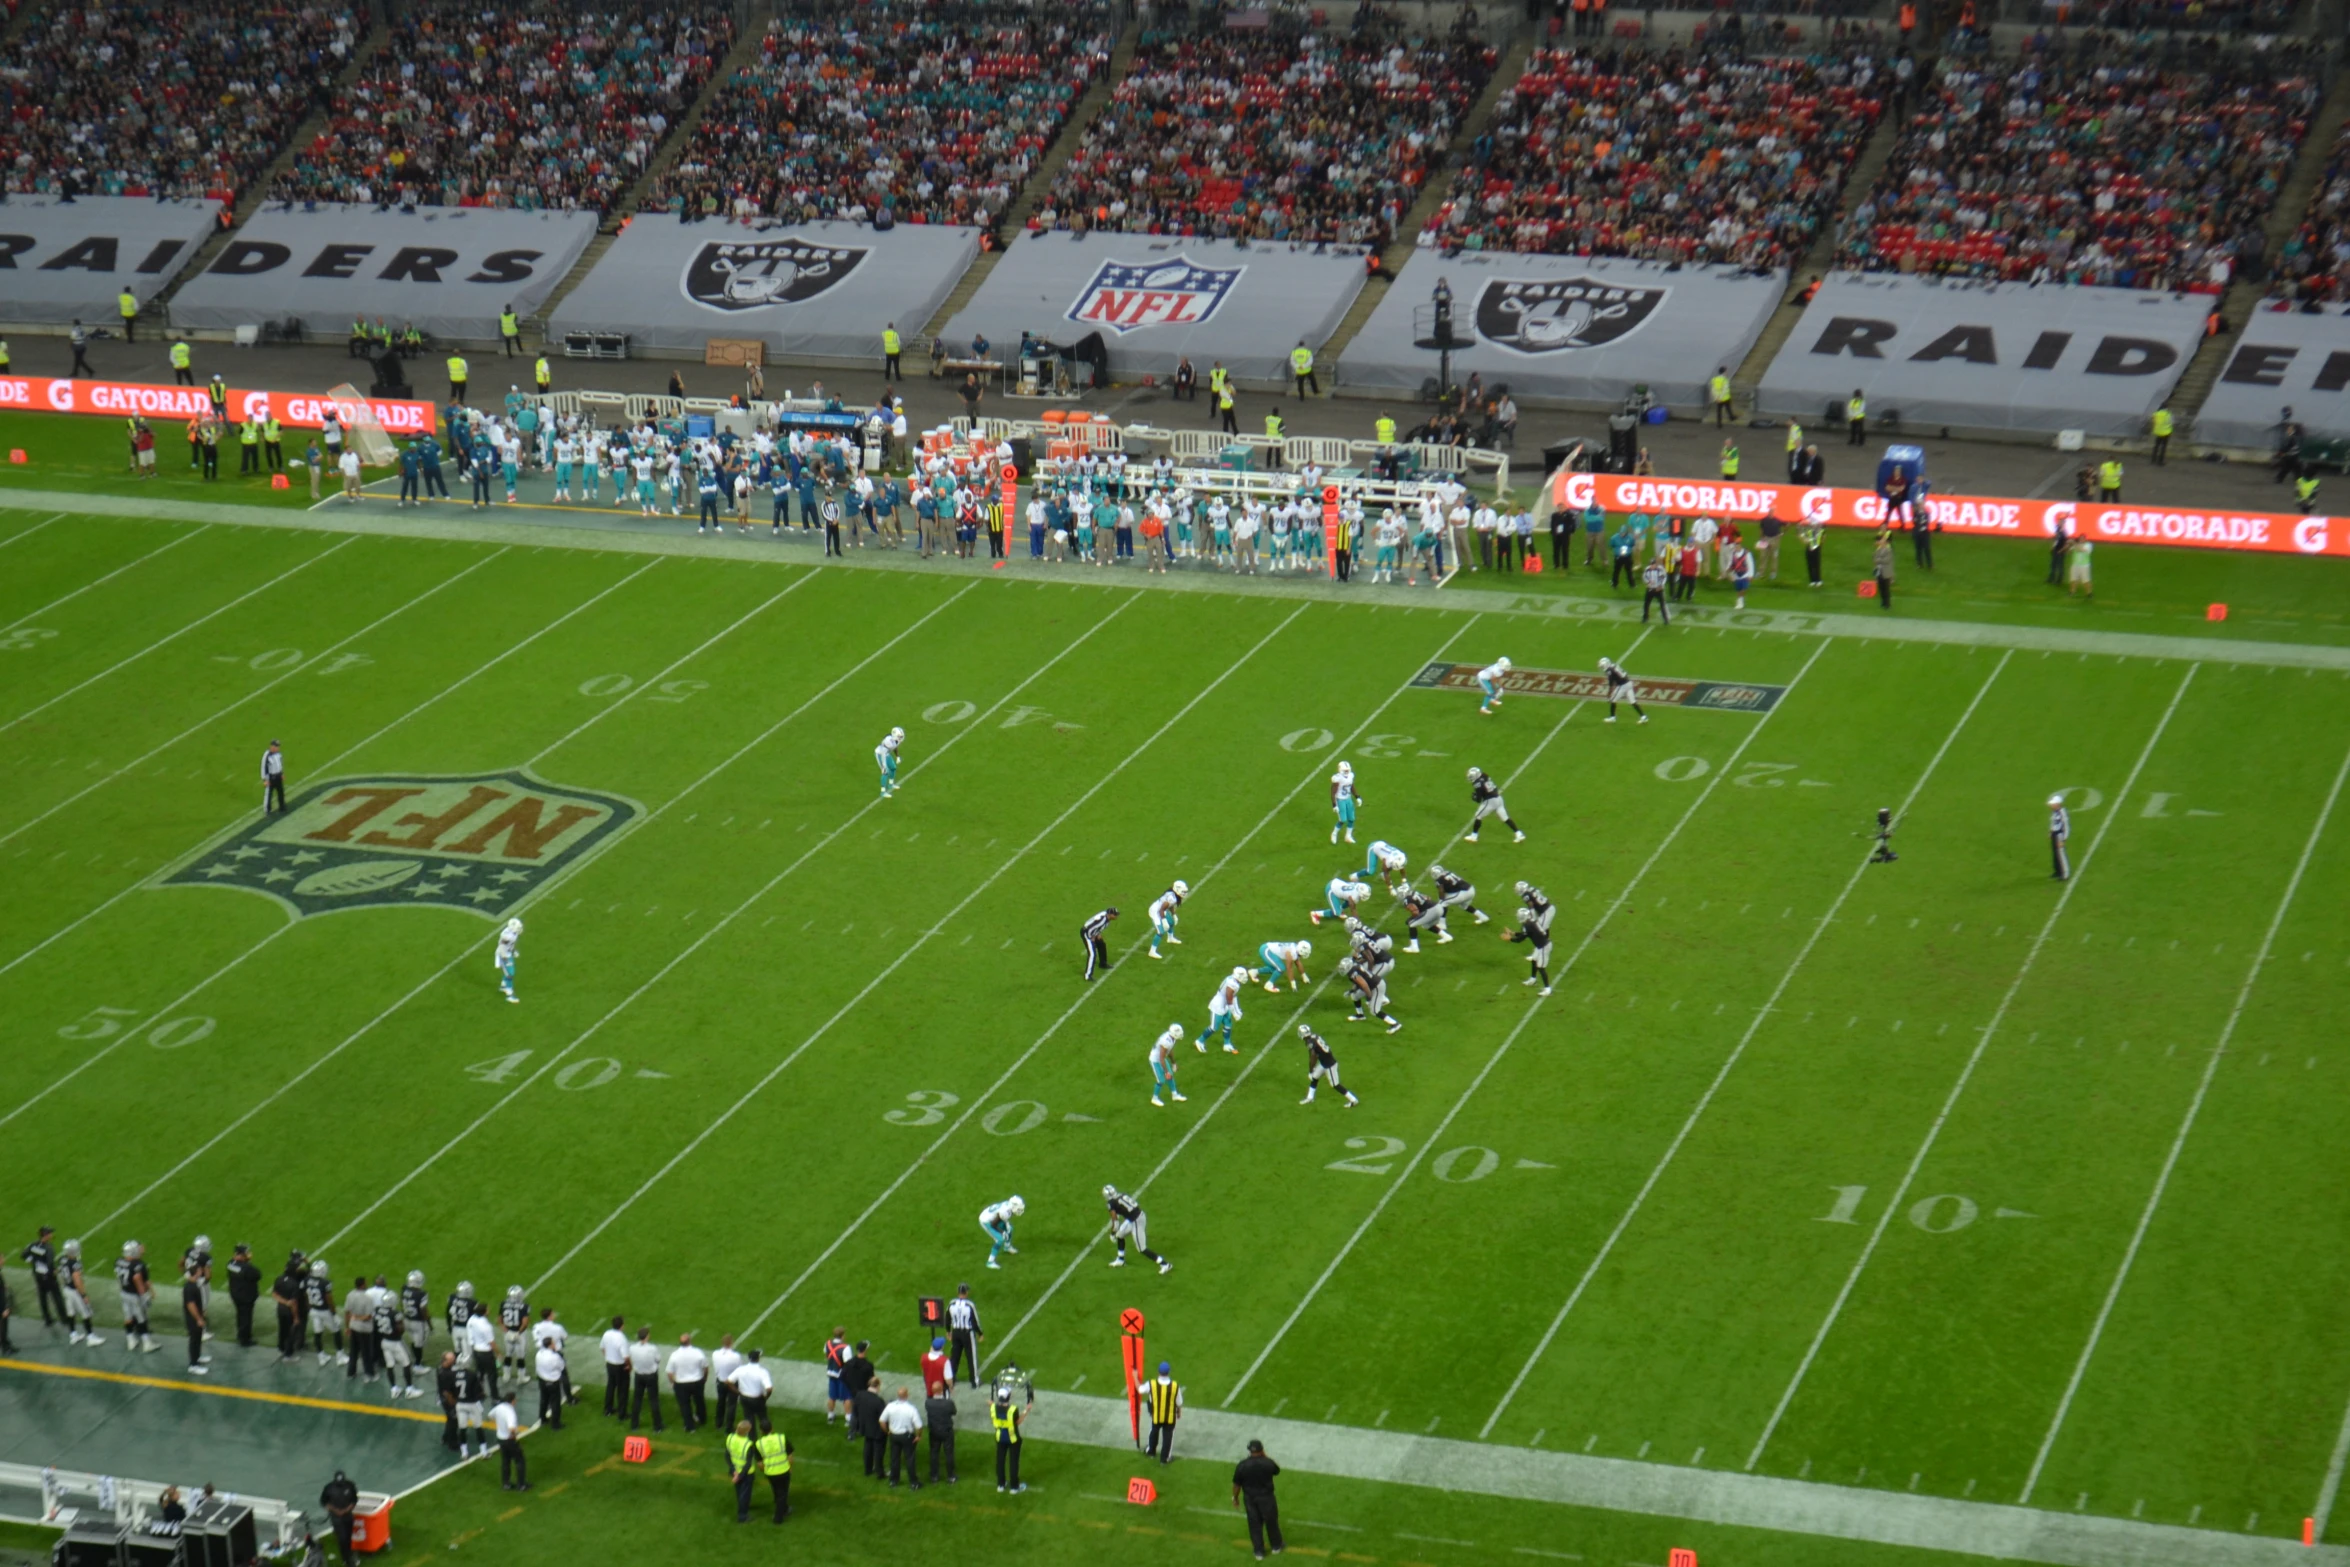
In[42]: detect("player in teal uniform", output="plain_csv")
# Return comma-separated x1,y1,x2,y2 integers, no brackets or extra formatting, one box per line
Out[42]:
1197,967,1247,1054
1257,937,1311,993
494,917,523,1003
1146,880,1190,958
1313,876,1369,926
1148,1023,1188,1107
875,725,905,798
1329,760,1360,845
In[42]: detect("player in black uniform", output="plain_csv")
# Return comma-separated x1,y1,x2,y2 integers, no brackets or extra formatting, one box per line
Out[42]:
59,1239,102,1346
1506,881,1557,995
24,1227,65,1330
402,1271,434,1373
1079,906,1119,980
1464,767,1525,843
1599,657,1648,724
1400,884,1450,953
499,1286,531,1378
445,1279,477,1344
373,1276,419,1400
116,1241,157,1353
1102,1186,1171,1273
1337,953,1402,1033
1429,863,1487,927
1297,1025,1359,1107
301,1260,341,1364
181,1235,213,1315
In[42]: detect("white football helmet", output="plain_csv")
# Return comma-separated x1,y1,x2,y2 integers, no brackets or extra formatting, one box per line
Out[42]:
1496,656,1513,671
1335,760,1353,777
406,1270,426,1290
1101,1185,1118,1202
2047,793,2064,807
1600,656,1620,674
310,1259,328,1277
1171,879,1189,898
506,1285,526,1303
124,1241,142,1259
889,726,905,743
501,917,523,941
191,1234,210,1253
62,1239,81,1260
1006,1195,1026,1218
455,1281,475,1299
1294,939,1312,961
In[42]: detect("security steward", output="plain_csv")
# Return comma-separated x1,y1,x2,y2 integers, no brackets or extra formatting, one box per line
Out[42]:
119,287,139,343
990,1377,1029,1493
1375,411,1396,447
1710,366,1733,425
1217,382,1238,437
239,416,261,474
726,1422,759,1522
1145,1361,1182,1463
448,354,469,405
263,415,284,472
1290,340,1317,398
2150,404,2173,465
1720,438,1739,481
224,1244,261,1347
1846,388,1867,445
1263,406,1284,468
500,305,521,357
2097,456,2123,503
169,338,193,385
756,1424,794,1521
882,322,903,381
207,373,229,421
533,355,552,395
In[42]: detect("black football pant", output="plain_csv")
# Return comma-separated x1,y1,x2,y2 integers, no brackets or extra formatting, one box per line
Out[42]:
950,1328,980,1387
1641,588,1669,623
675,1378,706,1432
539,1378,564,1428
929,1429,957,1481
33,1274,66,1326
1083,931,1109,979
630,1373,665,1431
604,1361,627,1416
1148,1421,1176,1462
995,1437,1022,1489
498,1437,527,1488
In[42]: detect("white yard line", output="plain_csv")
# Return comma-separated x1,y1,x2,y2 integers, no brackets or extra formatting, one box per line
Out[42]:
343,597,1290,1265
6,568,814,1137
0,512,66,548
521,594,1186,1292
982,620,1630,1376
733,610,1485,1342
85,575,961,1237
2315,1389,2350,1542
1220,636,1834,1409
1742,662,2201,1474
2,523,210,634
1480,648,2013,1439
0,543,507,855
2018,729,2350,1504
0,535,356,735
0,560,664,983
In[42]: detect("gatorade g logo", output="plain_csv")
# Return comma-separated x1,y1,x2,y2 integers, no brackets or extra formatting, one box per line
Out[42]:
685,239,867,312
1559,472,1596,510
2295,515,2331,554
1476,277,1667,353
159,771,638,919
2042,501,2077,538
1800,488,1835,524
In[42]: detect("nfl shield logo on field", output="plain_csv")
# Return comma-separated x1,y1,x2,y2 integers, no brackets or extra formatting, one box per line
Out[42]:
1475,277,1668,353
158,771,639,919
1065,256,1244,335
684,239,867,312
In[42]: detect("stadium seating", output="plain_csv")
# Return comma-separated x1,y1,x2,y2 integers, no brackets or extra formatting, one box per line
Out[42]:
1036,22,1497,246
2267,120,2350,309
1416,46,1886,267
0,0,359,202
647,3,1114,228
1838,45,2321,291
273,0,735,214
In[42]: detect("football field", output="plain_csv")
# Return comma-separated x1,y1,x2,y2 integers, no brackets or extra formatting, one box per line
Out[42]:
6,499,2350,1567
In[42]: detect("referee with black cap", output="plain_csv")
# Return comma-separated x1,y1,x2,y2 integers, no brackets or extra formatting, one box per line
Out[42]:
1080,906,1119,980
946,1283,982,1388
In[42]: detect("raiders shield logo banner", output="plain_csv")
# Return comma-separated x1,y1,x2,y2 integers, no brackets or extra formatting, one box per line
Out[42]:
1064,256,1244,335
159,771,638,919
685,239,868,312
1476,278,1668,354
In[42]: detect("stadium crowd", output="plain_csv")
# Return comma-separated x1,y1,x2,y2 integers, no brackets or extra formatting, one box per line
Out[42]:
0,0,358,201
271,0,735,213
1417,45,1889,266
1837,42,2322,290
1034,21,1496,245
2265,120,2350,310
648,3,1115,228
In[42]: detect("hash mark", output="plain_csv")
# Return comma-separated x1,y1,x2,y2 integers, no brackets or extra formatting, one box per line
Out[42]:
1583,1435,1597,1452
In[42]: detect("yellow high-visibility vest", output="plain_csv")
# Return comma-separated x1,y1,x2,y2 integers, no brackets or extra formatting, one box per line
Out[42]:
725,1432,755,1474
1265,414,1284,440
448,356,468,382
2098,460,2122,490
2151,409,2173,438
1785,420,1802,451
882,328,902,356
1721,446,1739,478
1290,346,1312,373
264,419,282,443
119,290,137,320
1847,395,1866,420
1709,374,1730,404
499,312,519,339
754,1432,790,1474
991,1401,1020,1441
534,357,550,385
1147,1377,1181,1425
170,341,190,369
1375,416,1396,444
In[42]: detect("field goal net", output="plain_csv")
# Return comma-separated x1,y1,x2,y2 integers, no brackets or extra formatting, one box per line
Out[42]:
327,384,401,467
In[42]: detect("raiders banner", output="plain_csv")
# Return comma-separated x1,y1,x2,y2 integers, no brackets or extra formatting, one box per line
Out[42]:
548,215,979,360
1757,273,2207,438
0,195,222,325
1342,253,1782,407
939,232,1365,382
170,204,598,343
2194,308,2350,448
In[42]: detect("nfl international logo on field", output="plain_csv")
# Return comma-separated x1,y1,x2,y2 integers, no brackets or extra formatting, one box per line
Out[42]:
1065,256,1244,334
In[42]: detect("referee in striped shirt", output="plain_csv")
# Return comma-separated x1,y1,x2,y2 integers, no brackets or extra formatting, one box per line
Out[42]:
2047,794,2070,880
946,1284,982,1388
261,741,286,815
1080,906,1119,980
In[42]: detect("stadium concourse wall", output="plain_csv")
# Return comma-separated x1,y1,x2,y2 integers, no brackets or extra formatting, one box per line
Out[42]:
546,215,981,362
1547,468,2350,560
2197,307,2350,447
1755,273,2209,439
1340,252,1785,409
940,231,1369,382
0,195,222,325
169,205,599,344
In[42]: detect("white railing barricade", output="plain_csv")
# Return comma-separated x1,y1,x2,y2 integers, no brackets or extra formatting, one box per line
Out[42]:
1,1461,308,1550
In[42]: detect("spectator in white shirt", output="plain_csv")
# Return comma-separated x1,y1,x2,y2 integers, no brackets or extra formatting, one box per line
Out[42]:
667,1333,710,1434
533,1340,567,1429
881,1385,926,1489
711,1334,745,1433
600,1316,630,1418
493,1393,529,1491
627,1326,666,1432
730,1348,774,1435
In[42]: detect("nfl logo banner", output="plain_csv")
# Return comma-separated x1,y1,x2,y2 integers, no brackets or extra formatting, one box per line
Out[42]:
1065,257,1243,335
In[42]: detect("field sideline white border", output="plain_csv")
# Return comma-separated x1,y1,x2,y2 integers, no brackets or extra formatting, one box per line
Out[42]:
6,491,2349,671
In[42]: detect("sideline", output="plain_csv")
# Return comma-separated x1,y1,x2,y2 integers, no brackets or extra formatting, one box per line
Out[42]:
0,1357,442,1425
8,489,2349,671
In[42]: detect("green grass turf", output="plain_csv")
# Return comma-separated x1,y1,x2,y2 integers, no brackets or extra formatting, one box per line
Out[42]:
3,488,2349,1567
0,411,330,510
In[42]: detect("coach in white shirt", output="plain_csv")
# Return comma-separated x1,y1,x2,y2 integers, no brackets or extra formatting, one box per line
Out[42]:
533,1339,567,1429
667,1333,710,1434
711,1334,745,1433
627,1327,666,1432
493,1392,530,1491
530,1309,574,1406
464,1307,498,1398
599,1316,630,1418
730,1348,774,1435
881,1385,925,1489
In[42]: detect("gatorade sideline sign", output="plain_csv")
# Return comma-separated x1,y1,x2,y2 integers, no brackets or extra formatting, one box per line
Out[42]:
0,195,223,324
1756,274,2206,437
0,374,435,436
170,204,598,343
1549,469,2346,559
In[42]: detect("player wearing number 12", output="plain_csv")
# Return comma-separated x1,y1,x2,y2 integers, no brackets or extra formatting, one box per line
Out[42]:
1148,1023,1188,1107
494,918,523,1003
875,726,905,798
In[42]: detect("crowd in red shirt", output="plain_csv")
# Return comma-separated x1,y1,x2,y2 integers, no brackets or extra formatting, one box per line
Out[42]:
647,2,1113,230
1837,40,2319,291
272,0,733,214
1417,45,1886,268
1035,19,1495,246
0,0,357,203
